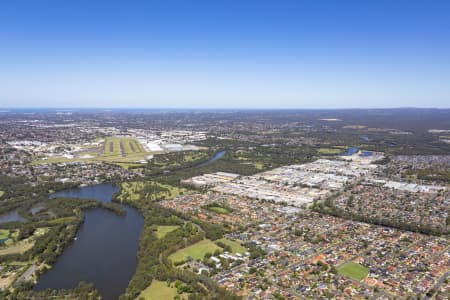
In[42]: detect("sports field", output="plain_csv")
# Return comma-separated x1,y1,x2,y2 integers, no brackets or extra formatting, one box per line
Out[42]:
317,147,343,155
0,191,4,198
137,280,188,300
338,262,369,281
169,239,222,264
156,225,180,239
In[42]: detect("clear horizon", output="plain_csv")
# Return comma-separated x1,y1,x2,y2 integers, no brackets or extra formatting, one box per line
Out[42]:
1,0,450,109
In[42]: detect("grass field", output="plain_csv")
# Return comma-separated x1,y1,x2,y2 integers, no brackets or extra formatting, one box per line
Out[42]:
156,225,180,239
183,152,208,162
117,181,186,202
169,239,222,264
47,216,78,224
103,137,146,157
137,280,188,300
0,227,49,256
104,137,121,156
32,136,152,168
338,262,369,281
0,239,34,256
0,229,9,240
317,148,343,155
34,227,50,236
217,238,246,254
204,206,231,214
0,191,4,198
254,162,265,170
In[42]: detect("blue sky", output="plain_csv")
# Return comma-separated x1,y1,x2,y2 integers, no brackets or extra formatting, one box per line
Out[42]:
0,0,449,109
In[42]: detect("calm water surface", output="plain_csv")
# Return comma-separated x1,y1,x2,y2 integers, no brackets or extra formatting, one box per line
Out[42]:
34,183,144,300
34,151,226,298
342,147,359,156
30,206,44,215
0,209,25,224
49,183,119,202
197,150,226,167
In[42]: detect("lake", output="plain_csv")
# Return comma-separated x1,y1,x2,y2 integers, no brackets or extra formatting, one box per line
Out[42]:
342,147,359,156
0,209,25,224
34,183,144,300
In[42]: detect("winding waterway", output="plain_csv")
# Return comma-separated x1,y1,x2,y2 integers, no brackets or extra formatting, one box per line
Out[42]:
34,183,144,300
33,151,226,299
197,150,226,167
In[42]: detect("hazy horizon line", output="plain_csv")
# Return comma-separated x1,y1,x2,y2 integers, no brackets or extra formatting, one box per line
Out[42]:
1,106,450,111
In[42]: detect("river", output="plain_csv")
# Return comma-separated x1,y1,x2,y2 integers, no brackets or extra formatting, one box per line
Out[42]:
34,183,144,300
33,151,226,299
197,150,226,167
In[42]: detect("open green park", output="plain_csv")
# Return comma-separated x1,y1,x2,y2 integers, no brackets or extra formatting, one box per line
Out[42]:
0,227,50,256
204,205,231,215
0,229,9,239
0,191,4,198
0,237,34,256
0,229,10,243
216,238,246,254
117,181,186,203
168,239,222,264
137,280,188,300
202,202,233,215
155,225,180,239
337,261,370,281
